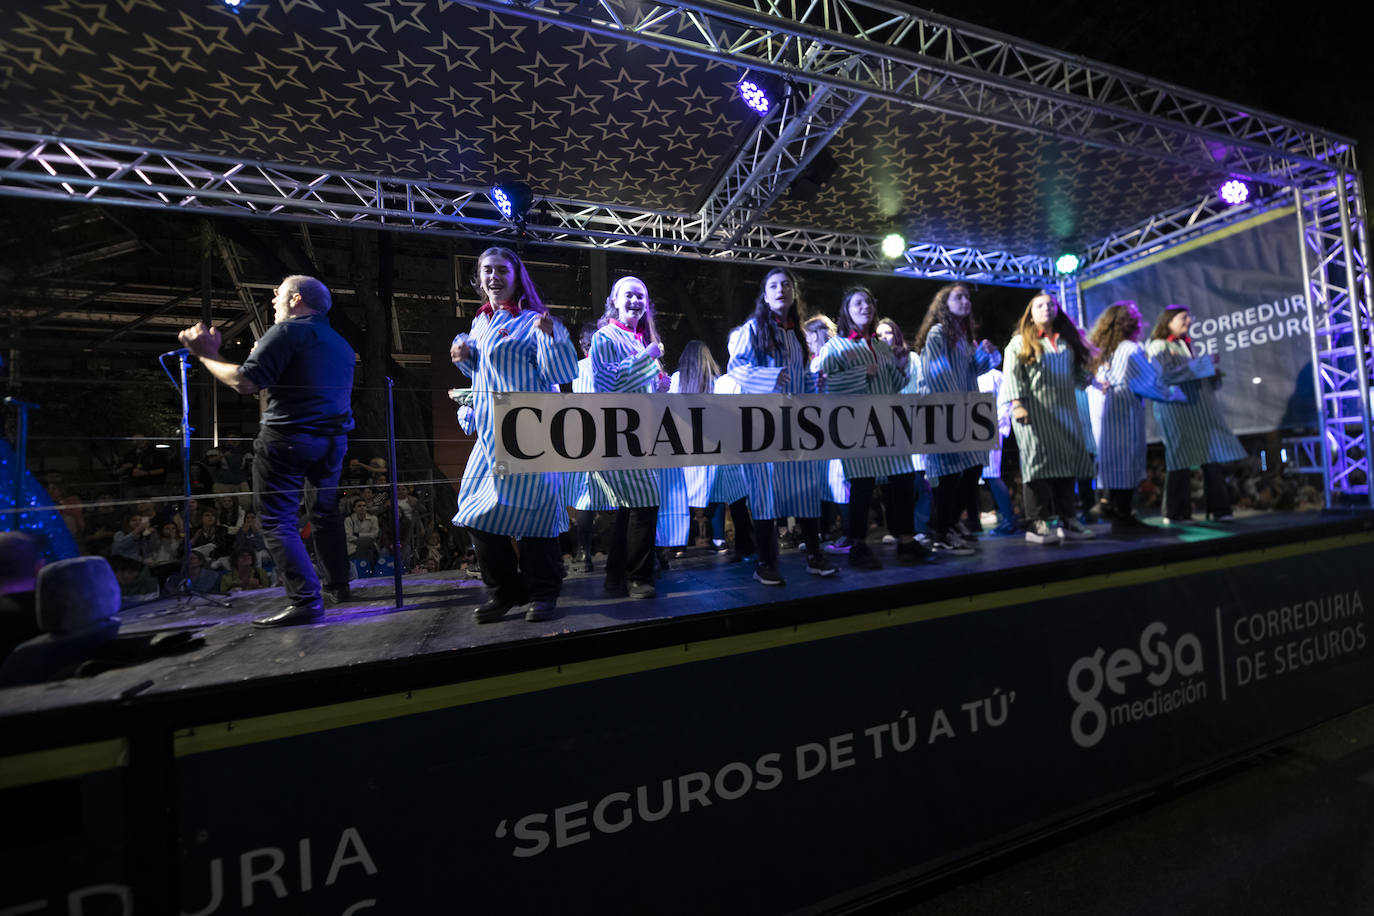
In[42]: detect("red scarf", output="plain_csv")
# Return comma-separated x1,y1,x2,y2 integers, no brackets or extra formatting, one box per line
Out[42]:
847,330,875,355
611,318,647,345
1167,334,1192,347
1036,328,1060,344
772,316,794,331
477,300,521,320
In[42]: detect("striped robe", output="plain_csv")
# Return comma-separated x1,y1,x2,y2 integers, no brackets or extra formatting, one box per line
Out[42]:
817,334,911,480
727,318,825,520
452,308,579,537
1089,341,1182,488
899,351,928,474
977,369,1011,479
1145,338,1247,471
914,326,999,479
671,372,750,509
565,358,614,512
589,322,661,509
1003,334,1096,482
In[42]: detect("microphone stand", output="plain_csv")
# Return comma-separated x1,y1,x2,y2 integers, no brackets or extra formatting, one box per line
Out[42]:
159,349,232,609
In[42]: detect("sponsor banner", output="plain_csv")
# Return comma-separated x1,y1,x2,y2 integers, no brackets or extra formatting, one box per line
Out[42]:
491,390,996,474
1082,207,1316,434
156,539,1372,915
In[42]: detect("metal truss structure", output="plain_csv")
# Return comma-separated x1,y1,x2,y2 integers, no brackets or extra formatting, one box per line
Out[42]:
1294,176,1374,504
0,0,1369,503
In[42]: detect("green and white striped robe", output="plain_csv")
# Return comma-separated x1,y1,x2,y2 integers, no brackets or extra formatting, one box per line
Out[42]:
1145,337,1246,471
1003,334,1096,482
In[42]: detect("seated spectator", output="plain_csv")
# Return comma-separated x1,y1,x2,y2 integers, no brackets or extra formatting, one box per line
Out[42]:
110,554,160,607
189,448,218,496
233,511,269,563
165,549,223,596
345,499,380,568
419,527,451,572
83,498,123,556
218,549,270,594
0,532,41,661
110,514,156,563
146,521,184,581
45,475,85,548
189,509,230,561
214,494,244,533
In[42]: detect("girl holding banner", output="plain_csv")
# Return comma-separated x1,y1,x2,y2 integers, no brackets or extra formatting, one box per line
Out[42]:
450,247,579,623
1003,291,1098,545
912,283,1001,555
1145,305,1245,522
669,341,756,563
805,315,852,553
589,276,666,599
818,287,924,569
727,269,837,586
1087,301,1186,531
878,317,935,541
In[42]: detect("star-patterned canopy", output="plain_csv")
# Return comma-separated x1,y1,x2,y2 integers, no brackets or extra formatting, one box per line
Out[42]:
0,0,1232,259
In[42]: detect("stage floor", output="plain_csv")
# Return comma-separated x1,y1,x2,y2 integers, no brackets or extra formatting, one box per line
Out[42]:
1,509,1370,729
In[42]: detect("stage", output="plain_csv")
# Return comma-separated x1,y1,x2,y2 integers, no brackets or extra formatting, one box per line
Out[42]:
3,509,1373,915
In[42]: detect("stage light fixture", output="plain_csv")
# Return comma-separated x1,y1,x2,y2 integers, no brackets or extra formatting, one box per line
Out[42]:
881,233,906,259
738,78,771,115
490,181,534,225
1055,253,1081,274
1219,179,1250,205
221,0,244,9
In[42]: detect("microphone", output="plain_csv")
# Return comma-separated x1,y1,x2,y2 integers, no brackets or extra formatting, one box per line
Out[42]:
161,347,192,358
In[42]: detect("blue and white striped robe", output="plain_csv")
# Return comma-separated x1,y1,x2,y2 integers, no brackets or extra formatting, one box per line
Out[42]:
1145,338,1246,472
914,326,999,479
817,335,911,480
977,369,1011,479
899,351,928,475
1089,341,1181,489
451,308,579,537
727,318,825,520
564,358,614,512
809,355,849,503
1004,335,1096,482
589,322,661,509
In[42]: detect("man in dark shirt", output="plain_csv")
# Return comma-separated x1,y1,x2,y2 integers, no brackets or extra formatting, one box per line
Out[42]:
178,275,355,626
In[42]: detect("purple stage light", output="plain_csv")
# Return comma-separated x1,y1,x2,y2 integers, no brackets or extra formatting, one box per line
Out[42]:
738,79,770,115
1219,179,1250,205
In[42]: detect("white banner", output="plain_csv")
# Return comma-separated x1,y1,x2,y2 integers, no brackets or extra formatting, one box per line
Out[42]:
490,391,996,474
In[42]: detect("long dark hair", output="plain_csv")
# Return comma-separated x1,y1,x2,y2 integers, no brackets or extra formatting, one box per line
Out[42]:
470,246,547,313
1149,305,1191,341
748,268,808,361
875,317,910,367
1087,301,1142,374
600,275,661,346
835,285,878,338
1015,290,1093,367
913,283,975,354
675,340,720,393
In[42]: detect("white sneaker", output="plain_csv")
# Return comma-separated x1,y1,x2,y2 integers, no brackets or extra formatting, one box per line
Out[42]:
1059,517,1096,540
880,533,897,545
1025,520,1060,545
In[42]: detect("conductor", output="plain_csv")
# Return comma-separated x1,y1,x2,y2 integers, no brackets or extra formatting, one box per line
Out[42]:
178,275,354,627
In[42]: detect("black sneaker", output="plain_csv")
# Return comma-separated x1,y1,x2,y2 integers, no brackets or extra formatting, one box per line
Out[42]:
1025,520,1060,545
896,539,932,565
525,599,559,622
753,562,785,586
627,581,657,599
932,532,976,556
806,553,838,577
847,542,882,570
823,535,853,554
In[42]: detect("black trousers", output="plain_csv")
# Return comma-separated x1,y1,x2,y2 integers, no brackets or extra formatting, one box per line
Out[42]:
753,515,821,564
252,429,350,605
468,529,562,603
1076,478,1096,514
849,473,916,541
606,506,657,586
1023,477,1077,522
726,498,756,557
1107,488,1135,518
932,466,980,538
1165,464,1231,519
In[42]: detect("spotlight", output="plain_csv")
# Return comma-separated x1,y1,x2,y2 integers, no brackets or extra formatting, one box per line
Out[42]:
881,233,906,259
1219,179,1250,205
738,78,771,115
490,181,534,226
221,0,244,9
1055,253,1081,274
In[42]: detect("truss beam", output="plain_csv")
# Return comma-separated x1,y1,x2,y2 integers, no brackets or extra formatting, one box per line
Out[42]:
0,132,1047,284
452,0,1352,186
1294,177,1374,505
